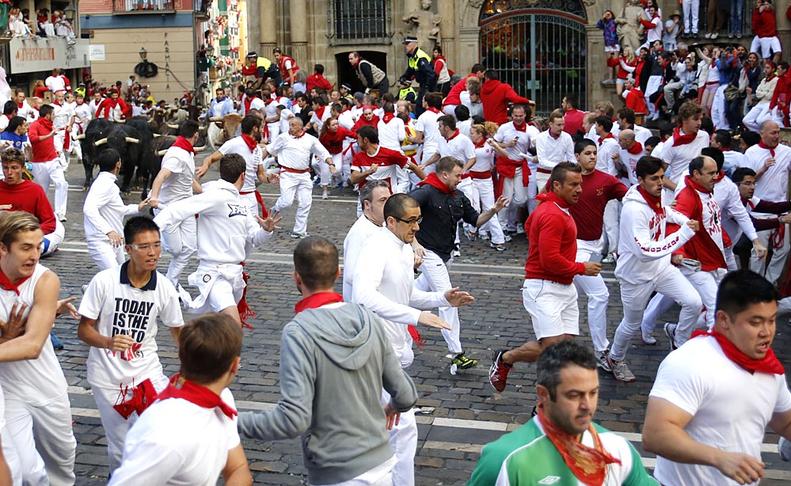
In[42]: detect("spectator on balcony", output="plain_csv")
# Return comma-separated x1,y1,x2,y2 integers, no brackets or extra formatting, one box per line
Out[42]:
730,0,746,38
640,3,663,48
36,8,53,37
607,46,638,97
8,8,30,37
704,0,727,39
52,10,75,43
681,0,700,38
751,0,781,63
663,10,681,51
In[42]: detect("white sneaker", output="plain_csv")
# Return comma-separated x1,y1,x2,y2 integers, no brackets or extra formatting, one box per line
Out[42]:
780,437,791,461
642,329,657,345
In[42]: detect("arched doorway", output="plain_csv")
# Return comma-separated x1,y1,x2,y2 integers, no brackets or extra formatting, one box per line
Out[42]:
479,0,587,116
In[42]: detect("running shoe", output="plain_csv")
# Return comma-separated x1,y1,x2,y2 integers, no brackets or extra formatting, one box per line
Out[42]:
602,253,616,264
664,323,679,351
50,332,64,351
490,242,506,252
595,349,612,372
641,328,657,345
607,356,636,382
290,231,308,239
488,350,512,392
451,244,461,258
504,234,513,242
464,229,477,241
451,352,478,370
780,437,791,461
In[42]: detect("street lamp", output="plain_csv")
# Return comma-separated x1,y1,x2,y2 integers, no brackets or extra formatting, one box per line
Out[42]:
139,47,147,61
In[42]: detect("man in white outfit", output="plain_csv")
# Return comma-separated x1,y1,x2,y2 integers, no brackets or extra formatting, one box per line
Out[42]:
265,118,334,238
659,101,709,203
84,149,150,270
745,120,791,285
154,154,279,326
493,104,533,234
77,216,184,475
535,110,575,190
342,180,390,300
352,193,472,486
149,120,202,285
0,211,76,485
605,156,701,383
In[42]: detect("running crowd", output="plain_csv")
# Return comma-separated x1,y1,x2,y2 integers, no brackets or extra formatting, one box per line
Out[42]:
0,39,789,486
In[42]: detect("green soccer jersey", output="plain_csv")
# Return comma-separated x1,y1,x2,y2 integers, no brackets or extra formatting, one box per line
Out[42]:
468,417,658,486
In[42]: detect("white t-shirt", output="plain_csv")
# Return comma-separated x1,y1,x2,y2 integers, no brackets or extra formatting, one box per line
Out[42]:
0,264,68,406
45,75,67,94
79,263,183,390
415,109,442,159
377,117,406,152
108,388,240,486
494,122,532,162
744,143,791,204
470,142,495,172
650,336,791,486
159,146,195,203
439,131,476,165
218,136,262,193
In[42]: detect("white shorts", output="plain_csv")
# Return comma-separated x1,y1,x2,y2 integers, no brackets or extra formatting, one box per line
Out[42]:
522,279,579,340
751,35,782,59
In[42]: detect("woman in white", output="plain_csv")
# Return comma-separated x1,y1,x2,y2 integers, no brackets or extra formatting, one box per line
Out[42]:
696,46,720,116
458,123,508,251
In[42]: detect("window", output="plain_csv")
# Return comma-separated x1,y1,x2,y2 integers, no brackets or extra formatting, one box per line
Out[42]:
113,0,176,14
328,0,390,45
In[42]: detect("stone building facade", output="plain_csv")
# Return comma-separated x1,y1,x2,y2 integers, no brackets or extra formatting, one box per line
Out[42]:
247,0,791,113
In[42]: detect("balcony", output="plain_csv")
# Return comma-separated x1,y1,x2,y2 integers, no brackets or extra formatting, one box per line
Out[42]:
112,0,176,15
6,36,91,74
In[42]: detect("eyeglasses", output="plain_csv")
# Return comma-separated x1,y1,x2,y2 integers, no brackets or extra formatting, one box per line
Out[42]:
395,217,422,225
128,242,162,251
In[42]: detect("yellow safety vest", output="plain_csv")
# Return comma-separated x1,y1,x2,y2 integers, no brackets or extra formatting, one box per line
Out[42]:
408,48,432,71
399,86,416,101
256,57,273,71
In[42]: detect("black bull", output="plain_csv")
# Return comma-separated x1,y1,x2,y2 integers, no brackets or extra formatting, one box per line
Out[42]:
79,117,173,199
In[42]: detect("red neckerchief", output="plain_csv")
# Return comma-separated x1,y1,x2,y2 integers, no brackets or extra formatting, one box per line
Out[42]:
536,190,570,209
672,127,697,146
692,329,785,374
382,112,395,124
446,129,460,141
626,141,643,155
427,107,440,114
172,136,194,154
315,105,326,120
637,185,664,215
294,291,344,313
241,133,258,152
759,141,777,157
513,122,527,132
265,96,278,106
598,133,614,144
474,138,486,148
0,268,31,295
537,406,621,486
243,96,256,114
16,102,23,109
291,130,306,139
685,175,712,194
157,374,238,419
714,170,726,183
418,172,453,194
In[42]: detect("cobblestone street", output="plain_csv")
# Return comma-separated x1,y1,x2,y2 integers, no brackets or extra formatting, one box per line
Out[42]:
44,161,791,485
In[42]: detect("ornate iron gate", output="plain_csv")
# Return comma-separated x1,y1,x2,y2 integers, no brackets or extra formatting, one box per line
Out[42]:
480,3,587,116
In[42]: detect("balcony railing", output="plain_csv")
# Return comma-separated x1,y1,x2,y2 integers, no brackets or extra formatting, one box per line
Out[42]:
113,0,176,14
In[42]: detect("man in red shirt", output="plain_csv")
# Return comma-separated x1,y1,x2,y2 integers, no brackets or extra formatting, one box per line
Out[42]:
562,95,586,137
442,63,485,115
489,162,602,392
0,149,63,255
28,104,69,222
569,139,627,369
479,70,532,125
306,64,333,94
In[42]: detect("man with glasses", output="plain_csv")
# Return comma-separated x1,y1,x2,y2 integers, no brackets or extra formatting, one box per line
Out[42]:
409,156,507,373
351,193,473,485
77,216,184,476
83,148,151,270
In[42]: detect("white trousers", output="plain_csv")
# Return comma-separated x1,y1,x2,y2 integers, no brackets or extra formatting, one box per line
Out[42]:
499,170,531,232
87,238,126,271
743,103,769,133
641,267,726,334
53,131,69,168
43,220,65,256
1,425,22,486
415,250,462,354
603,200,621,255
610,264,702,361
30,160,68,218
5,394,76,486
272,171,313,235
711,85,729,130
534,170,550,196
756,105,785,128
751,227,789,285
160,213,197,285
313,155,333,187
381,390,416,486
573,240,610,352
683,0,700,33
92,374,168,474
459,177,505,244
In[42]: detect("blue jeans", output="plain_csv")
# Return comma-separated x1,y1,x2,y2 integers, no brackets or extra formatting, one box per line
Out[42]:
730,0,744,34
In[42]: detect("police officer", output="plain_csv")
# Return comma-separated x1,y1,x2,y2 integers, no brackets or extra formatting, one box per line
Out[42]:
242,52,281,90
400,36,436,115
398,79,417,104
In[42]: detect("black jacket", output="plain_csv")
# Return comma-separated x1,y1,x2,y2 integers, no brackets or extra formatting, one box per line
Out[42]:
409,184,479,261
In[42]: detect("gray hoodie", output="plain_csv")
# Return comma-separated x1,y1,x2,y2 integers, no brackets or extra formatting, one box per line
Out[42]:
237,301,418,484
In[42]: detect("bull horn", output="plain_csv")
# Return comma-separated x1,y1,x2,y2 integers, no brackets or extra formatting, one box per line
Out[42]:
193,145,208,152
74,134,85,140
167,123,179,129
125,137,140,144
153,133,161,138
116,119,126,124
157,149,168,156
94,137,108,146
